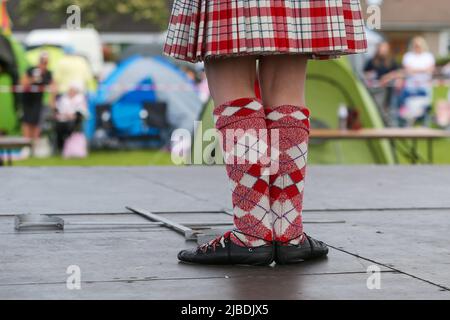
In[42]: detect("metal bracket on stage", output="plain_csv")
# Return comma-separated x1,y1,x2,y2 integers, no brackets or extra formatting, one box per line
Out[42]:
126,206,346,242
126,206,234,241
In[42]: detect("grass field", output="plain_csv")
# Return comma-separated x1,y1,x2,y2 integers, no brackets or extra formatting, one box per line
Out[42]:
9,137,450,167
389,138,450,164
15,150,174,166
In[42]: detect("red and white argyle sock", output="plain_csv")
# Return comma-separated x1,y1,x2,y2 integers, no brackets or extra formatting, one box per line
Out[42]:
213,98,273,247
266,105,310,245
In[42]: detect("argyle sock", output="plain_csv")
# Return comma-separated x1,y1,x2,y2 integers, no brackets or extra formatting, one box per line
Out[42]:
266,105,310,245
213,98,273,247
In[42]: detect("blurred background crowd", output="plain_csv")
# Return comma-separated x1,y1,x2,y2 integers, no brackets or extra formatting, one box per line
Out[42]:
1,0,450,165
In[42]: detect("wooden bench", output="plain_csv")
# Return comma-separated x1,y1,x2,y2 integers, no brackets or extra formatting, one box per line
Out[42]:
0,137,32,166
310,128,450,164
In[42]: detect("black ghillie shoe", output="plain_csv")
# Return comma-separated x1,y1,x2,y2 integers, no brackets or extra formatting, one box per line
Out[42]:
177,231,274,266
275,234,329,265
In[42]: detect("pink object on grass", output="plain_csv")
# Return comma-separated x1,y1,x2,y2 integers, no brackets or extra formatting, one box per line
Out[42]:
62,133,88,159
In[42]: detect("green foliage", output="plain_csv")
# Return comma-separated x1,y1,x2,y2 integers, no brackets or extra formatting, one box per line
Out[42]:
18,0,169,30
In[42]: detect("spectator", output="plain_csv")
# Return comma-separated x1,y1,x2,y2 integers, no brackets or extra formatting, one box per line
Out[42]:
364,41,400,86
364,42,402,126
441,61,450,78
53,81,88,152
197,70,210,104
402,36,435,91
398,36,436,126
21,52,55,147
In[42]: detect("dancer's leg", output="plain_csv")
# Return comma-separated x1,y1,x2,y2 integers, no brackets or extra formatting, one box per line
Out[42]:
259,55,308,108
259,55,309,245
207,56,272,247
205,56,258,106
177,56,274,265
258,55,328,264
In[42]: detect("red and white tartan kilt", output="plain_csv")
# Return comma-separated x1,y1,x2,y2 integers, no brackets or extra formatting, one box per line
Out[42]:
164,0,368,62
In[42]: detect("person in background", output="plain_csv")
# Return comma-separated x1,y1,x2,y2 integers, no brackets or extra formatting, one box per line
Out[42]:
53,81,88,152
181,66,197,83
442,61,450,78
182,65,210,103
364,41,400,86
99,45,117,82
364,41,401,126
196,70,210,104
398,36,436,126
21,52,55,148
435,61,450,128
402,37,435,90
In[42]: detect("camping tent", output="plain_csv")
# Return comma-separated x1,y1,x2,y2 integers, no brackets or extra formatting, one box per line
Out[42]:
88,55,202,141
120,43,203,76
193,58,395,165
120,43,164,61
0,33,27,134
26,46,65,72
25,28,104,76
26,46,96,94
52,53,97,93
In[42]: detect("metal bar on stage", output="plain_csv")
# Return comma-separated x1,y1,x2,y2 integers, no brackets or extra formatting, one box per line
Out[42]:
126,206,196,240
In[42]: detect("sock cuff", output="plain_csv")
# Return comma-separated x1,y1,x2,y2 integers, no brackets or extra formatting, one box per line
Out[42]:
213,98,265,129
265,105,310,132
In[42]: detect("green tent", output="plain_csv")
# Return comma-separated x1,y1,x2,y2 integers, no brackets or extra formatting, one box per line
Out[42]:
27,46,97,93
192,58,395,165
0,33,27,134
26,46,65,72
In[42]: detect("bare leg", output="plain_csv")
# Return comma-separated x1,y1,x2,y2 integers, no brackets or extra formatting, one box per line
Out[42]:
205,56,257,106
30,126,41,141
258,55,308,108
22,124,31,139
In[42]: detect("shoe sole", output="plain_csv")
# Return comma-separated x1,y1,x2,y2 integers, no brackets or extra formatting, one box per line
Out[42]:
177,248,276,266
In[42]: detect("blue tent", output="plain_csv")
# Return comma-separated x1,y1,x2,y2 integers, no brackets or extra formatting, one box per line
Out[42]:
87,56,202,141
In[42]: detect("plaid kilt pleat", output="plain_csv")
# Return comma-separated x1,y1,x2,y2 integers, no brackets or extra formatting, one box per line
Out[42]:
164,0,368,62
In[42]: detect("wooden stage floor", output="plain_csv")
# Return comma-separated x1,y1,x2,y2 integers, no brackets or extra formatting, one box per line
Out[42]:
0,166,449,299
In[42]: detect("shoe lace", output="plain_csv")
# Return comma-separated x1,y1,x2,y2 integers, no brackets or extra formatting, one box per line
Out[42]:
198,231,232,253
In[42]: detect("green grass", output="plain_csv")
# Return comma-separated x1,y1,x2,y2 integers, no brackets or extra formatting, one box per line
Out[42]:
396,138,450,164
16,150,174,167
9,137,450,167
309,138,450,165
